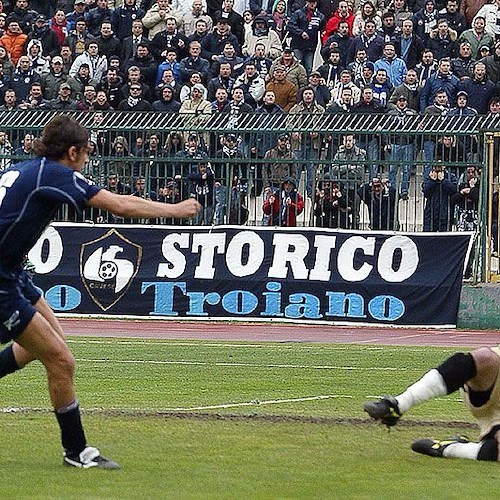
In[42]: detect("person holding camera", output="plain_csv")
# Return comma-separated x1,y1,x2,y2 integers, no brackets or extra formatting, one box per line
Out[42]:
358,177,397,230
423,162,458,232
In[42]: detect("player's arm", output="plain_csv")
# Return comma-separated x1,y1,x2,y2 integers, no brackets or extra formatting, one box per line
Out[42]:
87,189,201,220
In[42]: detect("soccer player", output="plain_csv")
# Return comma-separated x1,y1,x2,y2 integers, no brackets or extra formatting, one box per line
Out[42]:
364,347,500,462
0,116,200,469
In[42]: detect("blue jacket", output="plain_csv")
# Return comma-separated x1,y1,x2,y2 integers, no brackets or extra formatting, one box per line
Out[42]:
420,72,460,110
374,57,408,87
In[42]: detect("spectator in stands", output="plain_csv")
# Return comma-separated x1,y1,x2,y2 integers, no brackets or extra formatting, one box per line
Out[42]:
288,0,326,75
415,48,438,88
120,65,152,102
187,160,215,225
155,67,181,100
320,20,352,67
201,18,239,63
72,83,97,111
26,14,61,58
123,41,157,89
207,60,234,101
214,0,245,46
59,44,73,74
347,19,384,64
179,40,210,85
378,11,399,45
326,85,355,114
187,17,210,46
150,16,188,61
26,39,50,76
347,47,369,83
48,81,75,109
289,87,325,198
242,15,281,60
151,84,181,111
330,134,366,228
179,69,206,100
233,59,265,108
458,62,495,115
262,176,304,227
98,67,123,108
0,129,12,170
451,41,475,79
358,176,398,230
434,134,466,163
66,1,89,33
0,61,10,102
420,57,459,110
374,41,407,88
413,0,438,44
317,48,343,89
65,16,93,58
91,89,112,110
69,40,108,84
8,0,37,34
389,0,412,30
439,0,466,37
263,133,298,195
122,18,147,64
49,10,69,47
458,15,494,60
0,18,27,65
118,82,152,110
370,68,393,107
394,19,425,72
155,47,181,85
95,21,123,63
208,40,243,78
132,177,158,204
265,64,296,112
143,0,182,40
13,132,34,156
387,94,417,199
18,80,50,109
183,0,212,38
428,18,459,61
353,86,383,179
0,43,14,77
85,0,112,37
423,162,458,232
388,68,422,112
210,85,229,112
10,55,40,101
254,89,283,167
111,0,145,41
269,46,307,90
268,0,289,43
0,87,17,110
313,176,349,229
353,1,381,37
301,70,330,108
322,1,354,42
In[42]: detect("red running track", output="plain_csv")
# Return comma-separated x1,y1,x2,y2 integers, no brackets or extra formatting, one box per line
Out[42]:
60,318,500,348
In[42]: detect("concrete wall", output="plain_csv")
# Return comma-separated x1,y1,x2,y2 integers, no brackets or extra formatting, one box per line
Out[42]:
458,285,500,330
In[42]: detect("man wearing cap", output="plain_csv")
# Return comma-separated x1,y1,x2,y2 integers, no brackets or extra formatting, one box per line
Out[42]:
265,64,297,112
450,41,474,79
269,47,308,89
287,0,326,75
67,1,89,34
479,40,500,84
262,176,304,227
458,15,494,59
26,13,61,58
300,70,330,107
201,18,240,62
456,61,495,114
47,81,76,110
41,56,70,100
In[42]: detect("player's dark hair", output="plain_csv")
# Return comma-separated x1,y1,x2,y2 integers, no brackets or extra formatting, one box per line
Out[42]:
33,116,88,160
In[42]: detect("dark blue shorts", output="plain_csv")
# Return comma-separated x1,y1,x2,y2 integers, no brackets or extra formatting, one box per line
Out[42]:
0,270,42,344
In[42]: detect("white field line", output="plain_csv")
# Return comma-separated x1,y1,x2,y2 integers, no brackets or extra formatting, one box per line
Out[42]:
75,357,402,371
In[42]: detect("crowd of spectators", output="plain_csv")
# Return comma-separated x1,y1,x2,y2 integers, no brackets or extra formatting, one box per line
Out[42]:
0,0,498,239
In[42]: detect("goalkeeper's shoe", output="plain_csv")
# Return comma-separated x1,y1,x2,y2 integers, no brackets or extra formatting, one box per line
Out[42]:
63,446,120,469
411,436,470,458
363,396,401,427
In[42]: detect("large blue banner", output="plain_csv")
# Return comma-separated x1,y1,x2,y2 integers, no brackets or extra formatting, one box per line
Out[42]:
28,224,472,327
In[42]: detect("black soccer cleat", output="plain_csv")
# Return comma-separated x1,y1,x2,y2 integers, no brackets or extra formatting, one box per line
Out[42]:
63,446,120,470
363,396,402,427
411,436,470,458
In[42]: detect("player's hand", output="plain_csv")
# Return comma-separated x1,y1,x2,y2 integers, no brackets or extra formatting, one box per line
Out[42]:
173,199,201,219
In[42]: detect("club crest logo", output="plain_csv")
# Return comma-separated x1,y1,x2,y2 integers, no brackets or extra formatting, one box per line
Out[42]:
80,229,142,311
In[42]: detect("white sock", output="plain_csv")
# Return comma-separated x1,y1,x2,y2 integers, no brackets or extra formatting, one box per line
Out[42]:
395,369,448,414
443,442,481,460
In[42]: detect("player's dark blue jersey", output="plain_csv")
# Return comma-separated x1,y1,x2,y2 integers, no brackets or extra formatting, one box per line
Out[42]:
0,157,100,276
